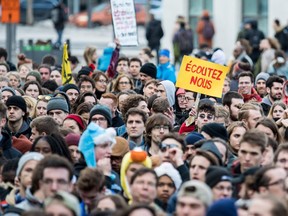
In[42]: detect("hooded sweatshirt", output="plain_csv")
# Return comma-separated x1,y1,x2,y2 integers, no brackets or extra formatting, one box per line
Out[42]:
159,80,175,107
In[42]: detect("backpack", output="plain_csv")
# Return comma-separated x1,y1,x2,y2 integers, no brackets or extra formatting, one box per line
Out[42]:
176,29,194,54
203,21,214,40
247,30,263,49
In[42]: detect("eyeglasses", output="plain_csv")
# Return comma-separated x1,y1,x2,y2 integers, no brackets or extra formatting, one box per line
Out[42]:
37,95,51,101
97,79,108,84
119,82,130,85
91,117,107,123
266,179,285,187
160,143,179,152
198,113,214,120
177,95,194,101
153,125,170,131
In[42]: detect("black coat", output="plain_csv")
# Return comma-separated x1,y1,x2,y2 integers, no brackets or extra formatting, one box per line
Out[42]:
0,130,22,160
146,19,164,49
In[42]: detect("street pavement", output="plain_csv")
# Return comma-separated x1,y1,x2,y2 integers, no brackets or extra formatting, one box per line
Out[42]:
0,20,147,64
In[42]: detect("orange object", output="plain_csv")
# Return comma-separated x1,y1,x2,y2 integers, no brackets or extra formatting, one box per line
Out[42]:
130,149,147,162
1,0,20,23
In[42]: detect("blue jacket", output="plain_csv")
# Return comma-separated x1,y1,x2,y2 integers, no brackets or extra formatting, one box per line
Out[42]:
157,62,176,83
98,47,114,72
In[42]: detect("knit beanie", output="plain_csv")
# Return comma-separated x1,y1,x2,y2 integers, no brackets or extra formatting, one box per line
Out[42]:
1,87,16,96
177,180,213,208
64,114,85,131
89,104,112,127
201,122,228,141
200,140,223,165
77,66,92,78
62,84,80,93
185,132,205,145
16,152,44,176
47,97,69,113
159,49,170,58
205,166,232,189
6,95,27,112
159,80,175,107
255,72,270,85
12,135,32,154
112,137,129,157
154,162,182,190
206,199,237,216
26,71,42,84
140,63,157,79
65,133,80,147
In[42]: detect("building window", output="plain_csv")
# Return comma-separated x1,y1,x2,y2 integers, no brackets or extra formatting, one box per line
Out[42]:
242,0,268,35
188,0,213,47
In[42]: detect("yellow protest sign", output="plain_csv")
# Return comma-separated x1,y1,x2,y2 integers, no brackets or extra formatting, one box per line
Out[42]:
61,43,73,85
176,56,229,98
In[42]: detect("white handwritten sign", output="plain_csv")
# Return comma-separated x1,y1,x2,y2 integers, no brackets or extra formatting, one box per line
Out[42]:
110,0,138,46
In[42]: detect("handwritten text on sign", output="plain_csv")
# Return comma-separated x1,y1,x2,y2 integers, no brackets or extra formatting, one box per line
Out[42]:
110,0,138,46
176,56,229,98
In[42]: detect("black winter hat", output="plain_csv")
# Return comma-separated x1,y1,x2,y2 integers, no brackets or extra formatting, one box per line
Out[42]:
140,63,157,79
89,104,112,127
201,123,228,141
205,166,232,189
6,96,27,113
200,140,223,166
77,66,92,78
62,84,80,93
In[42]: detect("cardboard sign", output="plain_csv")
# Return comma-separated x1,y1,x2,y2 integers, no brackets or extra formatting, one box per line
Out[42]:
1,0,20,23
110,0,138,46
176,56,229,98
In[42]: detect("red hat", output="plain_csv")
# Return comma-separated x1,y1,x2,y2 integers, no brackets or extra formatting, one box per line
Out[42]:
65,133,80,147
64,114,86,131
176,88,186,96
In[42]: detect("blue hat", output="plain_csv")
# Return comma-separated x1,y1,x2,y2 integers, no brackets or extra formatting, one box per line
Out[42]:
78,122,116,167
206,199,237,216
159,49,170,58
185,132,205,145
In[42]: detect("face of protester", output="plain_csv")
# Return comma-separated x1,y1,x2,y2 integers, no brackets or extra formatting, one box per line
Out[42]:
116,60,129,74
118,94,128,112
68,145,81,163
238,76,253,95
256,79,267,96
84,96,96,105
129,61,141,77
157,175,176,203
156,84,166,98
126,114,145,140
7,106,24,123
63,119,82,135
40,167,72,198
272,105,285,119
177,93,186,109
159,55,169,64
159,138,183,164
0,81,8,89
212,181,233,201
80,81,95,93
33,138,52,156
244,109,262,129
48,109,68,126
261,145,274,166
275,151,288,174
248,198,274,216
229,126,246,152
18,160,39,189
228,98,244,121
39,67,50,82
90,114,108,129
136,100,150,115
130,172,157,205
95,75,108,92
118,77,132,92
255,124,275,139
8,75,20,88
196,111,215,131
66,89,79,105
25,84,40,99
126,163,145,185
0,65,8,76
189,155,210,182
26,75,37,82
185,92,195,110
222,79,230,94
36,100,48,117
150,124,170,146
143,83,157,99
50,70,62,86
267,82,283,101
140,73,152,85
78,187,103,212
45,202,74,216
94,142,112,162
238,142,264,172
19,65,30,79
2,91,13,103
176,196,206,216
139,50,150,63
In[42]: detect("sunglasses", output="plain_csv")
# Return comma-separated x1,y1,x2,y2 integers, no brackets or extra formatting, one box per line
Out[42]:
160,143,179,152
198,113,214,120
37,95,51,101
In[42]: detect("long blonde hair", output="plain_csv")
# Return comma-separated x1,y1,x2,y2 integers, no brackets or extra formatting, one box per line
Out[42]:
83,46,96,65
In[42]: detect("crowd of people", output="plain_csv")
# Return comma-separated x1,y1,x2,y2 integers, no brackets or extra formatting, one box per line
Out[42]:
0,11,288,216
